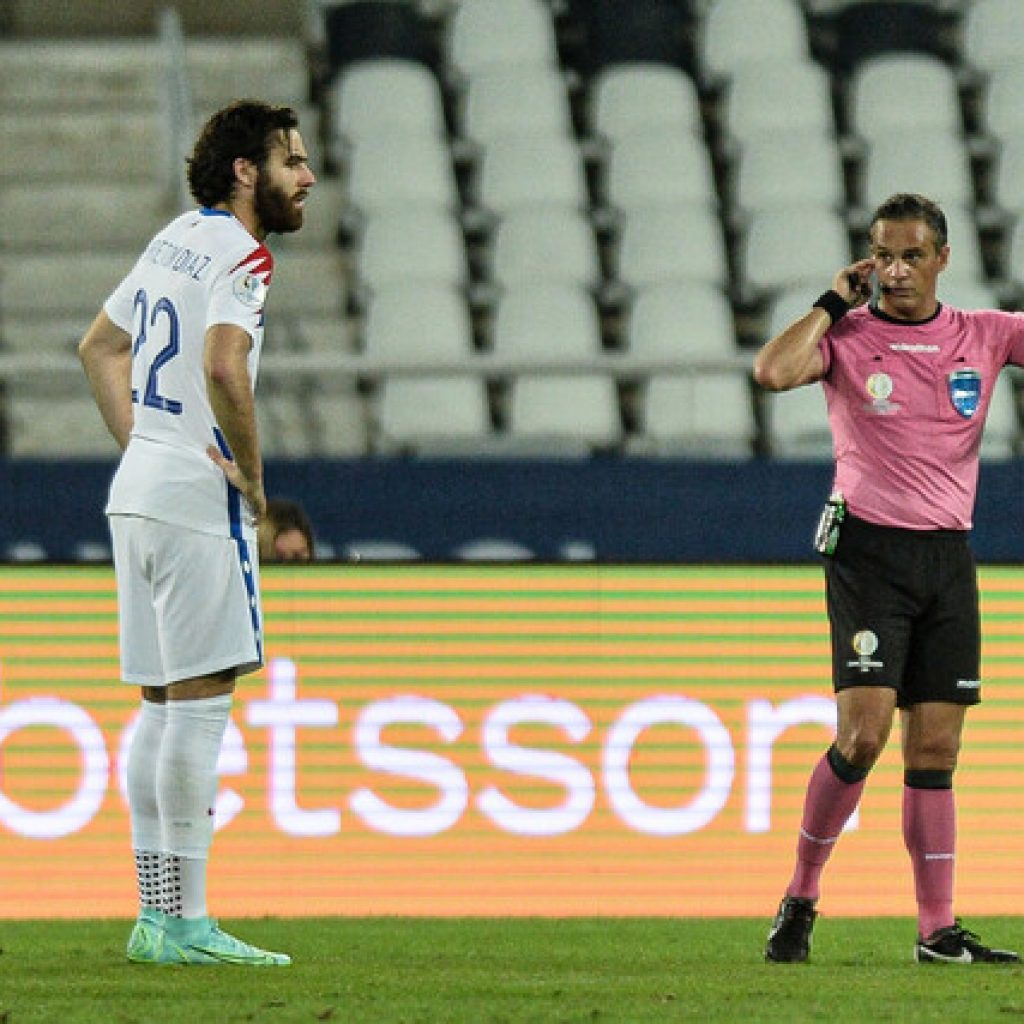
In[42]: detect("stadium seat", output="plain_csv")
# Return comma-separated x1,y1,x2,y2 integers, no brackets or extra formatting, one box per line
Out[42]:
274,181,346,251
460,66,573,145
0,317,88,355
998,215,1024,289
7,393,121,457
330,60,447,146
505,374,622,453
765,285,824,340
846,54,963,145
766,385,833,460
625,282,738,366
588,63,703,143
357,206,469,292
0,111,161,182
289,316,357,354
489,207,602,290
186,37,309,110
939,204,987,285
257,391,315,457
342,540,422,561
345,134,460,214
992,137,1024,217
491,284,603,365
634,371,755,457
0,252,132,317
0,183,166,252
374,375,494,453
696,0,810,87
938,280,1001,312
979,374,1020,459
719,60,835,146
981,65,1024,142
362,283,475,365
267,250,348,318
452,538,535,560
475,135,589,216
308,385,371,456
446,0,559,78
859,130,976,212
737,206,851,300
602,130,717,214
730,131,845,216
614,202,729,289
961,0,1024,73
0,39,162,108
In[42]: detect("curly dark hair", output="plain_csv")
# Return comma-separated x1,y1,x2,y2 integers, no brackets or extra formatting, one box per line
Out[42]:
186,99,300,208
869,192,948,251
265,497,315,559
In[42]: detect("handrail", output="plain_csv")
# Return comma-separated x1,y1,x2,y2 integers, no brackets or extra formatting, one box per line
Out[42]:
0,351,755,381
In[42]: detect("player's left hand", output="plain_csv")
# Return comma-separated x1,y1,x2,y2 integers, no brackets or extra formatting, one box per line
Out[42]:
206,445,267,525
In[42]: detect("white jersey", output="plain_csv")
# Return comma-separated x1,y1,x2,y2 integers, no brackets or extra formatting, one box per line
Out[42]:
104,208,273,540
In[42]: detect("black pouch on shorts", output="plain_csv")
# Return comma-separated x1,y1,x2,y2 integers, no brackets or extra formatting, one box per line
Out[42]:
813,494,846,556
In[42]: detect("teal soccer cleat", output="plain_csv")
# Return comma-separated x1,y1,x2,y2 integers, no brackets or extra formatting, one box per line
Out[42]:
126,906,167,964
160,915,291,966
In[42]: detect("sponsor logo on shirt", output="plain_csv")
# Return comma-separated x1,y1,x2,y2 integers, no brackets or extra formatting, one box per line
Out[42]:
890,343,940,353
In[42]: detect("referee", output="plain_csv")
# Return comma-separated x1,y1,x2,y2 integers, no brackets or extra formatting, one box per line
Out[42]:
755,193,1023,965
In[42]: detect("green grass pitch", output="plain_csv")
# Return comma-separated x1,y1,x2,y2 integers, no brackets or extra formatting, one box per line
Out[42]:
2,917,1024,1023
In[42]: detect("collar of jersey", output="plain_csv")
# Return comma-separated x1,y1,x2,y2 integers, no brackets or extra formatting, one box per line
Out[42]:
200,207,232,218
868,302,943,327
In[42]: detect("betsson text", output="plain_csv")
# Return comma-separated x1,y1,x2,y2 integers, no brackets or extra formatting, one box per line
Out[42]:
0,657,856,840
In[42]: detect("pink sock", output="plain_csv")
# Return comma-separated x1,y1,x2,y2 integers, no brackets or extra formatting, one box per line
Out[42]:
903,786,955,939
787,752,866,901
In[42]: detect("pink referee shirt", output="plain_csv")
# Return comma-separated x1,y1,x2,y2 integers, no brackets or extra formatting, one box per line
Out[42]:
819,303,1024,530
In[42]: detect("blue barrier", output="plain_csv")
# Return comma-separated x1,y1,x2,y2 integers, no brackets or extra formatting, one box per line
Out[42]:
3,457,1023,562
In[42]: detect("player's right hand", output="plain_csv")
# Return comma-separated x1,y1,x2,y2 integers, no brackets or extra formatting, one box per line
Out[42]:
833,259,874,307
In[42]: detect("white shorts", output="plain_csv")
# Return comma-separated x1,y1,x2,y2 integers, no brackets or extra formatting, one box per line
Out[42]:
109,515,263,686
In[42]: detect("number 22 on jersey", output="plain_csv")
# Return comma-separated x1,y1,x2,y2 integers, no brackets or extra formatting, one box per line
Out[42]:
131,288,182,415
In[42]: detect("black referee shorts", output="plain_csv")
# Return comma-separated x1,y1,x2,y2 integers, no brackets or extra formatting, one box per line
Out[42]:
823,513,981,709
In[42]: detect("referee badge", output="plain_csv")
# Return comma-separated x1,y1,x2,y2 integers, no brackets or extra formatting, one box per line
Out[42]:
948,368,981,418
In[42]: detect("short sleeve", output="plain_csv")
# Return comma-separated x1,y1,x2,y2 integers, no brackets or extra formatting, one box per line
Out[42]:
103,262,144,335
206,243,274,339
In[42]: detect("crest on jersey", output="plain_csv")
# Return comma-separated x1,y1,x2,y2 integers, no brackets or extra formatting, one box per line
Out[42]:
233,271,267,308
948,368,981,418
863,371,899,414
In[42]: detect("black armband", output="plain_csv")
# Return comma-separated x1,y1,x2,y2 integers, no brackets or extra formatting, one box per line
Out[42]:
812,289,851,326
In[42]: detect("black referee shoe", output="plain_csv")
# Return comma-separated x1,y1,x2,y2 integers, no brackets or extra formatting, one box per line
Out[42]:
915,922,1020,964
765,896,817,963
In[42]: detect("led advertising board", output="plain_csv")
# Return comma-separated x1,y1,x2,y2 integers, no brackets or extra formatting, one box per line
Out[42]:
1,566,1022,918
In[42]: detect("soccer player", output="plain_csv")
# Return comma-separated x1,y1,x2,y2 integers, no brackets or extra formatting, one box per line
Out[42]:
79,100,315,965
754,193,1023,965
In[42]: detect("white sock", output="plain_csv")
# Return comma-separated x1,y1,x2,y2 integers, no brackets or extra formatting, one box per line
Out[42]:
127,698,166,911
157,693,232,919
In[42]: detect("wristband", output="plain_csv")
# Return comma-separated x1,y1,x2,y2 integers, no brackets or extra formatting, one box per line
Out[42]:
812,289,850,326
